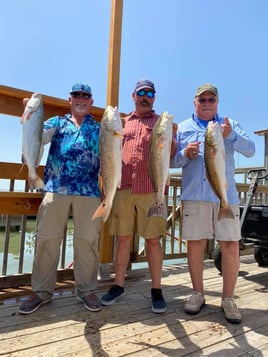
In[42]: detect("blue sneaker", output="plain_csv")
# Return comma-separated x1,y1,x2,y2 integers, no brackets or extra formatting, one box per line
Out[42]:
101,285,124,306
151,288,167,314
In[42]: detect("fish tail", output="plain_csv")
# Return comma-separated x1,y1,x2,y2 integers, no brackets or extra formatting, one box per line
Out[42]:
147,200,168,220
91,201,112,222
218,205,235,221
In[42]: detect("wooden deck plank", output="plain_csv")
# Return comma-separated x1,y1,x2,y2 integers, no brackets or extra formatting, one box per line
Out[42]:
0,255,267,356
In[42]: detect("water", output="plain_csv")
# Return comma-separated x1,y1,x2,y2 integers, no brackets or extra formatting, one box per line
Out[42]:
0,218,186,276
0,219,75,275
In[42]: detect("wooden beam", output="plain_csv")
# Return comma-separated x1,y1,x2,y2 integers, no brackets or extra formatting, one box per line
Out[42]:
0,192,43,215
0,161,44,180
106,0,123,106
0,270,74,289
0,85,104,122
254,129,268,136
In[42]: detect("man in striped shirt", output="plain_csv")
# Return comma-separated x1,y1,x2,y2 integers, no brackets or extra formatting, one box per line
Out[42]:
101,79,177,313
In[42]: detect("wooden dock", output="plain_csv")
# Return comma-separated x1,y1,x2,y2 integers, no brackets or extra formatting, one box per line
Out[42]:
0,254,268,356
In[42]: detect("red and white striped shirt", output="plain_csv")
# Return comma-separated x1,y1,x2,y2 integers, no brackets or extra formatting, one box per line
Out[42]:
120,111,159,194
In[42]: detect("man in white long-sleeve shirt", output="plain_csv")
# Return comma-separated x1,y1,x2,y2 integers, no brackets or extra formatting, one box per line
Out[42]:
172,83,255,324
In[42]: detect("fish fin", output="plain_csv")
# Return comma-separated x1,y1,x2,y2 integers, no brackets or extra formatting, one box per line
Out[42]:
166,174,170,186
98,175,103,192
158,135,166,150
147,200,168,219
35,145,44,167
91,200,112,223
211,146,218,157
113,131,123,139
217,205,235,221
224,177,229,190
221,149,226,161
21,154,26,164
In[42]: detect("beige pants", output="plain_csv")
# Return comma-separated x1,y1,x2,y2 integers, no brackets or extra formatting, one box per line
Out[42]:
31,192,101,300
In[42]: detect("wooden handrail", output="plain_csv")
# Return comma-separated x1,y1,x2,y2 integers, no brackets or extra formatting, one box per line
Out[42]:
0,192,43,215
0,84,104,122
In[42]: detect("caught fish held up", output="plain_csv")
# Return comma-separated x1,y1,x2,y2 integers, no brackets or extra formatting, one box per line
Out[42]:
91,106,123,222
21,92,45,190
204,121,234,220
148,111,174,219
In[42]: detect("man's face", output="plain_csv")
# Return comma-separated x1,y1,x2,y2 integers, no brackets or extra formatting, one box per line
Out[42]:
132,88,155,114
194,91,218,120
69,91,94,116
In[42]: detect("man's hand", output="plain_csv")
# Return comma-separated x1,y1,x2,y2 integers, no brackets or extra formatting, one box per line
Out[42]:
172,122,178,137
170,123,178,158
221,116,232,138
185,141,201,159
23,98,30,108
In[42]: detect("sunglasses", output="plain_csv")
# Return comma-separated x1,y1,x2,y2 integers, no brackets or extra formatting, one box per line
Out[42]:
197,98,217,104
136,89,155,98
71,92,92,99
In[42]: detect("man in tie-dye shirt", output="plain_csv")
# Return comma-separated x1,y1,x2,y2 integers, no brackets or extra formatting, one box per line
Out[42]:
19,82,102,314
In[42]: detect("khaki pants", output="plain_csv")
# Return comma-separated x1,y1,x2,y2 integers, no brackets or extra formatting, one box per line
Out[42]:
31,192,101,300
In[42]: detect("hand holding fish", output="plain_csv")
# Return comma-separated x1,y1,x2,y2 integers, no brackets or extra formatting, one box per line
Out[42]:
185,142,201,159
23,98,30,108
170,122,178,158
221,117,232,138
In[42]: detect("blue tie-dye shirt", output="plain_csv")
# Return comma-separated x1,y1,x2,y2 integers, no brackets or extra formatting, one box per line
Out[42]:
42,114,100,197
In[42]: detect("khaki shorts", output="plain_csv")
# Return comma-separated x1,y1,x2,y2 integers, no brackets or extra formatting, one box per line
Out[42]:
181,200,241,241
109,189,167,238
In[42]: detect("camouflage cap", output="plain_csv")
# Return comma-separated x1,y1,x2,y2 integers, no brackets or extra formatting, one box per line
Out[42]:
195,83,218,97
70,82,92,94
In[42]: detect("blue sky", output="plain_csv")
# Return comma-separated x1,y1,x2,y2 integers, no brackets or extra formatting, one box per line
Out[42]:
0,0,267,173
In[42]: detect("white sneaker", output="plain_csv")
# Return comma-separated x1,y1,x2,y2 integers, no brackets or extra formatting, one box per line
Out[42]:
221,298,241,324
184,291,205,314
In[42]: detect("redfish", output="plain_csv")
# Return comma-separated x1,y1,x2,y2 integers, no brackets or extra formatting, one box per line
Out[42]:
92,106,123,222
21,93,45,190
204,121,234,220
148,111,174,219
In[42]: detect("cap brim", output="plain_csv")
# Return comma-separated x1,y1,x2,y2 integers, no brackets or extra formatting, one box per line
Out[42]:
136,86,155,92
70,90,91,94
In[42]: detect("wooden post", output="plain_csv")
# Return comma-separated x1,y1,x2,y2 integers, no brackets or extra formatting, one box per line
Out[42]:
99,0,124,269
106,0,123,106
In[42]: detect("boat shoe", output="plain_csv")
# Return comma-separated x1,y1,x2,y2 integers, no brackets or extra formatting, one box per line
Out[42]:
19,293,51,314
77,293,102,312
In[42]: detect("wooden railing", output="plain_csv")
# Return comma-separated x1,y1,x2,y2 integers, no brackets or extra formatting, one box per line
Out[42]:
0,162,183,287
1,85,267,289
1,161,268,289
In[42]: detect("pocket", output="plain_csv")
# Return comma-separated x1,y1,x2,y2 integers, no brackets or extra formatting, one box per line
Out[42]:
183,203,199,218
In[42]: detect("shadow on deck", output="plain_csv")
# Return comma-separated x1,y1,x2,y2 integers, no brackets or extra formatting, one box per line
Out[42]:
0,255,268,356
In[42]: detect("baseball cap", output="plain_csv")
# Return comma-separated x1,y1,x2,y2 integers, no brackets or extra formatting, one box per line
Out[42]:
195,83,218,97
70,82,92,95
134,79,156,93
